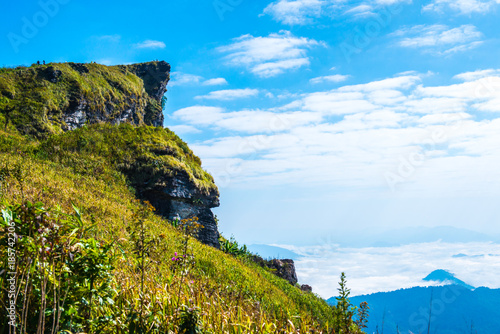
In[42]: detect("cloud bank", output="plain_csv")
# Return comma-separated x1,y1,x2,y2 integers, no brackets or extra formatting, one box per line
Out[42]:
174,71,500,198
286,241,500,298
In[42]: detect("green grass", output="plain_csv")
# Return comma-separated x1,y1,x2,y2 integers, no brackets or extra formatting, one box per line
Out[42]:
0,60,364,333
0,123,344,333
38,123,217,196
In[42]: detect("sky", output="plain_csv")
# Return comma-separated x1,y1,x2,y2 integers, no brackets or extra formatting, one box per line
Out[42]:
2,0,500,295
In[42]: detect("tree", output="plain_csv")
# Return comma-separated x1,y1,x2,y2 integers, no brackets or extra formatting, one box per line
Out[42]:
333,272,369,334
356,302,370,331
336,272,354,332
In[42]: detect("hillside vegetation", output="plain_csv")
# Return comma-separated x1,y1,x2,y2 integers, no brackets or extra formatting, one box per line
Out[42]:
0,62,367,333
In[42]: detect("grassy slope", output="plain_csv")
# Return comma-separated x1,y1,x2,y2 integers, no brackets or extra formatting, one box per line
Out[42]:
0,121,336,332
39,123,217,195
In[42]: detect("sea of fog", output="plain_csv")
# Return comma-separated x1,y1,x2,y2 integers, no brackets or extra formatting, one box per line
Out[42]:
277,241,500,299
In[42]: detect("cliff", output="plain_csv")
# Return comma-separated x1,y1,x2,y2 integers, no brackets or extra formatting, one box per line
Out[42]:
0,61,221,248
0,61,169,137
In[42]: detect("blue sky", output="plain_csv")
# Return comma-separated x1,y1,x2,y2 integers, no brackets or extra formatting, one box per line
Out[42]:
2,1,500,273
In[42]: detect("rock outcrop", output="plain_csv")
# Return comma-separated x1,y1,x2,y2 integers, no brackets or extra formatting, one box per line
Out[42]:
301,284,313,293
249,255,299,285
0,61,170,137
143,171,220,248
267,259,298,286
61,61,169,131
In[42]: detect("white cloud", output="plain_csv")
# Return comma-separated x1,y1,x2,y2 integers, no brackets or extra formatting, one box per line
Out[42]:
169,72,228,87
394,24,483,55
310,74,350,84
442,41,483,55
262,0,411,25
423,0,496,14
134,40,166,49
166,125,202,134
169,72,203,86
414,78,500,100
339,75,421,92
301,91,379,114
176,72,500,197
473,98,500,112
173,106,322,134
263,0,324,25
202,78,228,86
290,241,500,297
453,69,500,81
173,106,224,126
195,88,260,101
417,112,472,125
344,4,375,17
252,58,310,77
218,31,322,77
404,97,467,114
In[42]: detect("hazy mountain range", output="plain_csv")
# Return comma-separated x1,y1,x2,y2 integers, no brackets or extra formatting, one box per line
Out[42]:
315,226,499,248
328,270,500,334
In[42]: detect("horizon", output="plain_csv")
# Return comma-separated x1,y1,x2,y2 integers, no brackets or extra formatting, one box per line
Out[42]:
2,0,500,297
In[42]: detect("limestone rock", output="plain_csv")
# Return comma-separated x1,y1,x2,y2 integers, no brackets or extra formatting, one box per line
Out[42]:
0,61,170,137
301,284,313,293
143,171,220,248
267,259,298,286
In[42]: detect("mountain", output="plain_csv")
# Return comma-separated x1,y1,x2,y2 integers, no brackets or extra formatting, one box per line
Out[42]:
247,244,301,260
423,269,474,290
327,271,499,334
346,286,500,334
0,61,169,137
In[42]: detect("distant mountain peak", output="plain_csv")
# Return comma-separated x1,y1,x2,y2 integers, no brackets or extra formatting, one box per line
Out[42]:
423,269,474,290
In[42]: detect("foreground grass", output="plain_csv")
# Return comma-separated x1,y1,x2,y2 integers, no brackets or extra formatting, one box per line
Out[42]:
0,61,165,137
0,123,341,333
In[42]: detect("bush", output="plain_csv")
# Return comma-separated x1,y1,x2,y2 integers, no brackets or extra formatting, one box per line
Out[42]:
0,201,117,333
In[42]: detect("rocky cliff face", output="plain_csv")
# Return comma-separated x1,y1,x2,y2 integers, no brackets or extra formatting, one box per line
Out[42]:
142,171,220,248
61,61,169,130
268,259,298,286
0,61,169,137
250,255,299,285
